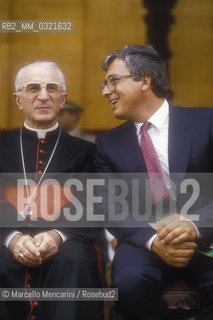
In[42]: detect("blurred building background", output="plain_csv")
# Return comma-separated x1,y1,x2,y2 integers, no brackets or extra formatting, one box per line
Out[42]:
0,0,213,133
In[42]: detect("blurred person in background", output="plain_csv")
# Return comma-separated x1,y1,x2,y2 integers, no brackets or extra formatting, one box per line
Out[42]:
58,99,96,143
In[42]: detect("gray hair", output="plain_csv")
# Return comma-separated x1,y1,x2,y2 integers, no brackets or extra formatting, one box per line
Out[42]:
15,61,66,92
102,45,169,98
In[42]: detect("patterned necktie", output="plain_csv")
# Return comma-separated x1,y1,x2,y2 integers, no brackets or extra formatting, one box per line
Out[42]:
140,122,170,203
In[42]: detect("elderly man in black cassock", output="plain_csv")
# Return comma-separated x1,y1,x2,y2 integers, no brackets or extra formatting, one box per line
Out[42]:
0,61,103,320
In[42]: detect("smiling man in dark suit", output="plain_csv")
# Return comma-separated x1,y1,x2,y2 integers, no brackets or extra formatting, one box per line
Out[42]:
96,45,213,319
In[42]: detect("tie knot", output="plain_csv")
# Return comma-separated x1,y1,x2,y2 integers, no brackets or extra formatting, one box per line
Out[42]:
141,121,150,133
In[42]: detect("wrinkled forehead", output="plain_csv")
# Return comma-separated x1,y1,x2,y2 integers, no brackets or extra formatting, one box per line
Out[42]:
20,64,61,86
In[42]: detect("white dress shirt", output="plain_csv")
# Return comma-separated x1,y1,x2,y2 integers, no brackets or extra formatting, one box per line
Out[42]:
134,100,198,249
134,99,175,198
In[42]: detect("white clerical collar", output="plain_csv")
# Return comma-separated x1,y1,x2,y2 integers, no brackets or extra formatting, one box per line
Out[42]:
135,99,169,137
24,122,59,139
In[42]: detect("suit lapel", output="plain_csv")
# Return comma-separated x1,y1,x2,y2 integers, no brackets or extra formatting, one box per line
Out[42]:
115,106,192,174
116,121,147,172
168,105,191,174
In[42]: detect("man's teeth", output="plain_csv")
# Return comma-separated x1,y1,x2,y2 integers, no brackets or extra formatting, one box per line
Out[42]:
111,99,119,105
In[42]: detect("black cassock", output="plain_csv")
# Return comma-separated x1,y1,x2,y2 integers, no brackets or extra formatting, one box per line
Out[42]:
0,126,103,320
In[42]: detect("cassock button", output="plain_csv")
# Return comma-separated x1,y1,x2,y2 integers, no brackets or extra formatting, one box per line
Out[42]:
38,160,44,165
30,316,36,320
33,301,38,307
38,170,43,174
41,139,47,144
40,149,46,154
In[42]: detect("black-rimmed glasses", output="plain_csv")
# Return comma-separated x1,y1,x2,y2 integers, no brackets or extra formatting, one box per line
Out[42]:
100,74,134,93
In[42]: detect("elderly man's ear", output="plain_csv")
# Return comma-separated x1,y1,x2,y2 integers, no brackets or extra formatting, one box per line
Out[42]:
60,92,67,109
13,92,24,111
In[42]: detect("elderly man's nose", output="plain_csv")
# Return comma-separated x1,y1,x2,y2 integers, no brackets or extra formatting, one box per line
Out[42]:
37,87,49,99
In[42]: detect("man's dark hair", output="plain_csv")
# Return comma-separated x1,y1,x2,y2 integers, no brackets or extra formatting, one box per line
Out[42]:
102,45,169,98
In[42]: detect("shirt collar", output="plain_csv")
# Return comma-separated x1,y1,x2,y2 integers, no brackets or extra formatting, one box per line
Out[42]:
23,122,59,139
135,99,169,136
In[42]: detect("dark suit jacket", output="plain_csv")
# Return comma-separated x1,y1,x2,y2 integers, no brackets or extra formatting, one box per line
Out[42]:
96,105,213,247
